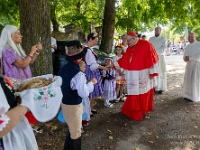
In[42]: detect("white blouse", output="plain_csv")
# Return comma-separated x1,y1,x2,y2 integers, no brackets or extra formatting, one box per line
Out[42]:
70,71,94,99
0,79,40,150
85,47,99,71
113,55,124,72
51,37,57,52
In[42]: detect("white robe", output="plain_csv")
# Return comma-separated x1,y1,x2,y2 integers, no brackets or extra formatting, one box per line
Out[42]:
125,63,158,95
182,41,200,102
149,36,167,91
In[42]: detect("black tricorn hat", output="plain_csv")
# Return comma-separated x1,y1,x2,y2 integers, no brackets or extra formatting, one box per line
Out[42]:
65,40,87,61
65,40,82,48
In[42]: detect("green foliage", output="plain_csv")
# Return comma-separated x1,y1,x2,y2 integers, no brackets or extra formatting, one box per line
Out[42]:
1,0,200,40
0,0,19,31
50,0,105,32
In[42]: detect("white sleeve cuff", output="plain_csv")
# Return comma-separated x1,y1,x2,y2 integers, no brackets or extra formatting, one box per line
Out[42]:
90,63,99,71
86,81,94,93
0,114,10,131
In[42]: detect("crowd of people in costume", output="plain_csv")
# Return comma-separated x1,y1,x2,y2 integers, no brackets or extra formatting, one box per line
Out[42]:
1,24,200,150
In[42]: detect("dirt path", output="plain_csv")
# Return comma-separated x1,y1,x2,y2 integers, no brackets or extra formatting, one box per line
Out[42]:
37,55,200,150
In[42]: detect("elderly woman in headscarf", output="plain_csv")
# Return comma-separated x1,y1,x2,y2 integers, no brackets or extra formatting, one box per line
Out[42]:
0,25,42,129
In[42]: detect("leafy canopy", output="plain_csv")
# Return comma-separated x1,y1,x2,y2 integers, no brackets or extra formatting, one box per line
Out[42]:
1,0,200,36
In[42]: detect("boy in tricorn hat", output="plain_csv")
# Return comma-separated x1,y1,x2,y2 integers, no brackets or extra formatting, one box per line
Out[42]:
58,40,97,150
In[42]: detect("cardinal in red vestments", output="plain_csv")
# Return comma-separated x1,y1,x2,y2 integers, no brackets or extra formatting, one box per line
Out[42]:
114,31,159,120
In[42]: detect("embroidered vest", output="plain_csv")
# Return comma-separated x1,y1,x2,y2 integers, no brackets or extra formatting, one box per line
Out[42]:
58,61,82,105
0,76,17,109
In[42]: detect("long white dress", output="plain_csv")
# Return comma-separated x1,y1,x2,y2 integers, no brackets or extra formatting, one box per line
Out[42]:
149,36,167,91
182,41,200,102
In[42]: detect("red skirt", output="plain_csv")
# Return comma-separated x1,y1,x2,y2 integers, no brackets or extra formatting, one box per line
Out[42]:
122,88,154,121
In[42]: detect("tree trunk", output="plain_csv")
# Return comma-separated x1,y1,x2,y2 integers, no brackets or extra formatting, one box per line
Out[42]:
19,0,52,76
51,4,59,31
99,0,116,54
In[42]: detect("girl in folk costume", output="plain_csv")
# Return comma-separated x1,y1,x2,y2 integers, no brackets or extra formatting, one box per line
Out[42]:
113,45,126,102
58,40,97,150
0,75,38,150
121,34,128,52
83,33,110,114
102,58,117,107
79,60,92,127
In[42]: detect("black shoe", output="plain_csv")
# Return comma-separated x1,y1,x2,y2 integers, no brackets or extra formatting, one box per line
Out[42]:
184,98,193,102
64,131,71,150
113,99,119,103
90,114,94,118
69,137,81,150
91,110,98,114
158,90,163,94
119,97,125,102
123,91,128,97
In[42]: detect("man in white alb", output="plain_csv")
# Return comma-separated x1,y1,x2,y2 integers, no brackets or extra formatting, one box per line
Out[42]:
183,33,200,102
149,27,167,94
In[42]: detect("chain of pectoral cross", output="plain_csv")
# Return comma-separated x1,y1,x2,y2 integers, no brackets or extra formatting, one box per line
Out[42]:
129,46,135,63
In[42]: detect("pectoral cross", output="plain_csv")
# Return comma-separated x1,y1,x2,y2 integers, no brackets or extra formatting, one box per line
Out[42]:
129,47,134,63
129,55,133,63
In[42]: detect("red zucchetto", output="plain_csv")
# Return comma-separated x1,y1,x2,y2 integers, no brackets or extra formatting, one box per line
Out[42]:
127,31,137,36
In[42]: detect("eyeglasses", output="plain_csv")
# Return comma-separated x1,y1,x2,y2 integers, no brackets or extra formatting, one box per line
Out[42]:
127,38,133,42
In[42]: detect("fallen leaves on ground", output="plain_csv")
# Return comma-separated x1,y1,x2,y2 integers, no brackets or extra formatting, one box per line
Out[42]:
109,136,113,140
107,129,112,133
194,125,198,129
156,136,159,139
148,141,154,143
